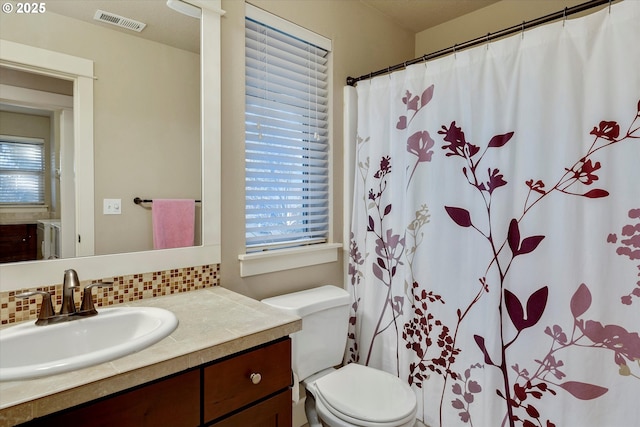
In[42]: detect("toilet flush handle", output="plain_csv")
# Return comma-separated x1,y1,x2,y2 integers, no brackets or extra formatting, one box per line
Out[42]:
250,372,262,385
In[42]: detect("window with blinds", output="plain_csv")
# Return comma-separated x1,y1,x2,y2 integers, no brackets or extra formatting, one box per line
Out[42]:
0,136,45,204
245,8,331,252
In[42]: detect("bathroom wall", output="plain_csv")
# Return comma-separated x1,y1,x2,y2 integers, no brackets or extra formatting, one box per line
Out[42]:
0,67,73,96
219,0,415,300
415,0,592,56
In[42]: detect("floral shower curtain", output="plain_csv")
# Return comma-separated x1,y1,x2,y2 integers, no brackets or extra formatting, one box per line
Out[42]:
346,2,639,426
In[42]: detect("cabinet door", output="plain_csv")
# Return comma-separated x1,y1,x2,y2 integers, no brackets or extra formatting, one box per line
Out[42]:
203,338,291,423
0,224,37,262
209,389,292,427
20,370,200,427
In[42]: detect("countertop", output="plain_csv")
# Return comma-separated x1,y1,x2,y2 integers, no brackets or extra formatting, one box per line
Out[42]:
0,287,301,425
0,221,38,226
0,219,58,225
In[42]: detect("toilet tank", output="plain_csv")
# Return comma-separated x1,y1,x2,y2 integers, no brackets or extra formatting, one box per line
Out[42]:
262,285,350,381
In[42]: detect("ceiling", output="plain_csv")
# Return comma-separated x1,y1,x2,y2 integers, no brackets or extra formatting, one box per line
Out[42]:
45,0,501,54
46,1,201,53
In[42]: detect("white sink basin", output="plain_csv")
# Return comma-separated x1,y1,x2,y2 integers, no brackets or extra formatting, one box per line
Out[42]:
0,307,178,381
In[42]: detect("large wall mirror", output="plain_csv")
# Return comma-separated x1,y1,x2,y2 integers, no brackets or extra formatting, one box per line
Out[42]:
0,0,222,290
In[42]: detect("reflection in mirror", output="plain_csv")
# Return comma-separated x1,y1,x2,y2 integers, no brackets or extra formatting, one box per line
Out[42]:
0,69,74,263
0,1,201,265
0,0,221,292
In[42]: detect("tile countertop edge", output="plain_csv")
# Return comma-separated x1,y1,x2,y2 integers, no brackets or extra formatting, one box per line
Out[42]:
0,287,302,425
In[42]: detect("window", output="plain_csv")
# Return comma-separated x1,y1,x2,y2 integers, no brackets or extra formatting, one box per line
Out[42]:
0,135,45,204
245,5,331,253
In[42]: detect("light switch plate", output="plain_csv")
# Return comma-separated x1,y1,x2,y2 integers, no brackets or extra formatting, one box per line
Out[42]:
103,198,122,215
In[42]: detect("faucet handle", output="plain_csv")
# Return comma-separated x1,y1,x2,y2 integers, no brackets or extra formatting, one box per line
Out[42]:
79,282,114,316
16,291,55,326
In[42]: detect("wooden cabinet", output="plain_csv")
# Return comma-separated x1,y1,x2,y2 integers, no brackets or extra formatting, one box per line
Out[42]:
209,391,292,427
0,223,37,262
204,338,291,423
21,370,200,427
19,338,292,427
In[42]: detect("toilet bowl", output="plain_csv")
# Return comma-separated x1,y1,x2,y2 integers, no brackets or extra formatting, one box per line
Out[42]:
305,363,417,427
262,285,417,427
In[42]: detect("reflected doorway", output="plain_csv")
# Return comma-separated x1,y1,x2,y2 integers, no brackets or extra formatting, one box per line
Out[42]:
0,67,75,263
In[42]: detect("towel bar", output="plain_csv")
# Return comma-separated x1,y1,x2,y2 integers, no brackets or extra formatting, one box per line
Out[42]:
133,197,201,204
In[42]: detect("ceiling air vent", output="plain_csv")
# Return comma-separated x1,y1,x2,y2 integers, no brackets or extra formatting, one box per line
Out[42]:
93,10,146,32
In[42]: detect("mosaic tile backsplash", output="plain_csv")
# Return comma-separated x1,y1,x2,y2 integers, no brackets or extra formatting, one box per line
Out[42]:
0,264,219,325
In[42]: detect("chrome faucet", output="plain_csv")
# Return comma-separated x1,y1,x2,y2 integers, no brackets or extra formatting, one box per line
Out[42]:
59,269,81,315
16,269,112,326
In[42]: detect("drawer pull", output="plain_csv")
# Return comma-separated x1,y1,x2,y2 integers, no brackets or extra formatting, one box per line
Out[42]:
250,372,262,385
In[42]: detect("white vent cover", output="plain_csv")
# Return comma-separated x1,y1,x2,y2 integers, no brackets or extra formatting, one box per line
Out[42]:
93,10,146,32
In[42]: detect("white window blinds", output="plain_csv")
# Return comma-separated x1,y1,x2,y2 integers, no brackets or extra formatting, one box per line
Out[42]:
245,10,331,252
0,136,45,204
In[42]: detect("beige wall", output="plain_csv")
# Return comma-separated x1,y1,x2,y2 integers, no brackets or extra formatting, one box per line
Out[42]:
219,0,415,299
416,0,592,56
0,11,200,255
0,67,73,96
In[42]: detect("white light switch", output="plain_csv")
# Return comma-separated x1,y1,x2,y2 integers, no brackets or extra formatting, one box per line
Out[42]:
103,198,122,215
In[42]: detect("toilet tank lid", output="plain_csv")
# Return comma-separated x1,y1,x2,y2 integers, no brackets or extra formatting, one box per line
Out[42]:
261,285,350,318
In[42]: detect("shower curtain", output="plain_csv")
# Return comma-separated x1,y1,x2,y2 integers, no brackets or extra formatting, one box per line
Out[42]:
346,2,639,426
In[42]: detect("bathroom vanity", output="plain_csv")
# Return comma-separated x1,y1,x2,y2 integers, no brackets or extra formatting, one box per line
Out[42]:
0,287,301,426
0,223,37,263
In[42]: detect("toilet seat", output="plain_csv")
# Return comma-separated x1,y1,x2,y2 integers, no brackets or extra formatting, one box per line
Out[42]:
311,363,417,427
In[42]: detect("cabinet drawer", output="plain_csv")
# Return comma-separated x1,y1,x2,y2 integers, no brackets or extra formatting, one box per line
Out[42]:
209,389,292,427
203,338,291,423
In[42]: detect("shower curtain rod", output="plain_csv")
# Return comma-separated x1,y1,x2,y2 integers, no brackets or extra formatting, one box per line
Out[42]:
346,0,615,86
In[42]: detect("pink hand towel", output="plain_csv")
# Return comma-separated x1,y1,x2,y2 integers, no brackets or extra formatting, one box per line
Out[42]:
152,199,195,249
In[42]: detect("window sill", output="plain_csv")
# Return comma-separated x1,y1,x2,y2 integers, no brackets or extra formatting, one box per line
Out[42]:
0,205,49,214
238,243,342,277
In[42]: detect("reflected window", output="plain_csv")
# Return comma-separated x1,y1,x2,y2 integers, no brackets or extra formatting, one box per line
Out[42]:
0,136,45,204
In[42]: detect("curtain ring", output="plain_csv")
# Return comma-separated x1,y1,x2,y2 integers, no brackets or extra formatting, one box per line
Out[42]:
388,66,391,78
452,43,457,58
486,32,490,50
563,7,567,27
423,54,428,68
521,21,525,39
609,0,612,13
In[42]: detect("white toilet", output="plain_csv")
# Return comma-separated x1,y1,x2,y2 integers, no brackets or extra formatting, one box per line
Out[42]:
262,285,417,427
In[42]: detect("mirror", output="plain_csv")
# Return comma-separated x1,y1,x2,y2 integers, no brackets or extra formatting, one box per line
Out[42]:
0,1,201,264
1,69,75,262
0,0,222,289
